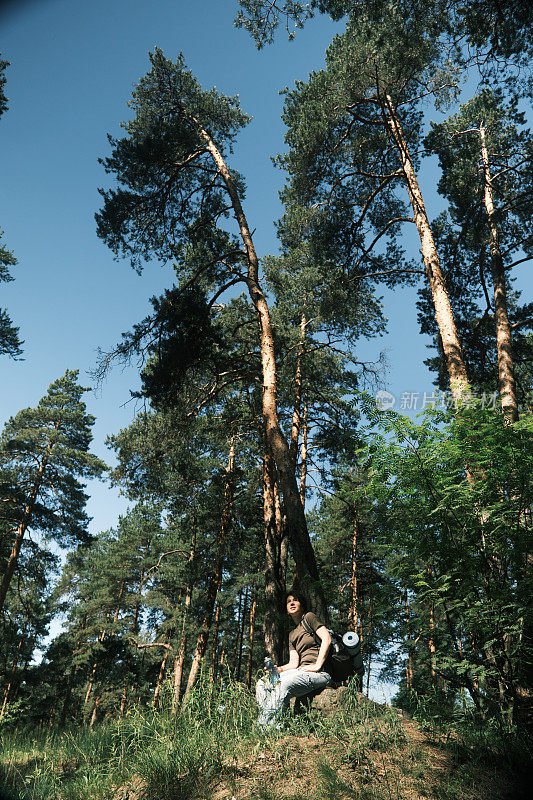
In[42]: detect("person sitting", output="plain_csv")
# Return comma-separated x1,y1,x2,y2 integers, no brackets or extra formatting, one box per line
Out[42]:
256,590,331,727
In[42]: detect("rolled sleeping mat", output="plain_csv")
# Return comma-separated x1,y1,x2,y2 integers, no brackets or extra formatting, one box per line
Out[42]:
342,631,361,654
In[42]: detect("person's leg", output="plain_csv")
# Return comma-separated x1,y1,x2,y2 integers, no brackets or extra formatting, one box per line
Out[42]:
256,670,330,727
285,670,330,707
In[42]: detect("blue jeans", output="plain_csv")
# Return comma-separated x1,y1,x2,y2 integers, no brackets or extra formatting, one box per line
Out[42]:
256,668,331,727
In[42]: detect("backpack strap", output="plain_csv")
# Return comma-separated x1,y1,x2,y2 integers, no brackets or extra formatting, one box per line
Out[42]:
300,613,321,646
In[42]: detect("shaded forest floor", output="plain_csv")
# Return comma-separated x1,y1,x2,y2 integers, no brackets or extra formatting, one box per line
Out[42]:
0,680,530,800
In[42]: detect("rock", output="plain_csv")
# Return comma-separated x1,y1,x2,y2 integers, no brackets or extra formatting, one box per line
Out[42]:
292,686,395,718
312,687,362,716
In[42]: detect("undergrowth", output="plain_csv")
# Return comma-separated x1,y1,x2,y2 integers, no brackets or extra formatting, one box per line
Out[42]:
0,678,530,800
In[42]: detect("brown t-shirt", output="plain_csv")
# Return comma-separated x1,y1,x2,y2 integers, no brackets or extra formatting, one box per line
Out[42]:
288,612,325,667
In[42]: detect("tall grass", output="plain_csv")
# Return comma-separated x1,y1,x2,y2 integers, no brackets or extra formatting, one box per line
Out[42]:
0,671,262,800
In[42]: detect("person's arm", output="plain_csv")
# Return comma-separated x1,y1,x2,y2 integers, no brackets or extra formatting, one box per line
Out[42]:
300,625,331,672
277,648,299,673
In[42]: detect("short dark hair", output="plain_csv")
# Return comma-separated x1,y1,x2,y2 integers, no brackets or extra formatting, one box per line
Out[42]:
285,589,308,613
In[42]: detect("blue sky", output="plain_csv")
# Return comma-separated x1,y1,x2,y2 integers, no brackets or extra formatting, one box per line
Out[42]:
1,0,530,545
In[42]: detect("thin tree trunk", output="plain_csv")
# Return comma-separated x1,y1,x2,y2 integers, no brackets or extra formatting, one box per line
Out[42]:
263,450,285,663
349,505,359,633
404,593,414,692
89,693,100,729
195,122,328,622
171,524,197,713
210,599,221,685
442,599,482,712
479,122,519,423
428,601,438,688
273,470,289,591
235,587,248,682
0,443,53,612
0,639,23,720
382,95,470,403
365,593,374,697
246,589,257,689
289,314,306,466
299,396,308,509
182,440,236,702
153,647,170,709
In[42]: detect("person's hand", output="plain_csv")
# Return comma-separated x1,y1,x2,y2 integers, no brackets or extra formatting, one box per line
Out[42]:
300,663,321,672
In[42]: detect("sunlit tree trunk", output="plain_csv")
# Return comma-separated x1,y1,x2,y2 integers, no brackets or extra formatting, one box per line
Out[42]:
289,314,306,466
348,505,359,633
263,450,285,663
153,645,170,709
246,589,257,689
479,122,519,423
299,396,308,509
235,587,247,681
365,592,374,697
196,123,328,621
383,94,470,403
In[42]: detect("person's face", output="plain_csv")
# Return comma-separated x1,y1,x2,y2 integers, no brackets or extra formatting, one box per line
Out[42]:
286,595,301,615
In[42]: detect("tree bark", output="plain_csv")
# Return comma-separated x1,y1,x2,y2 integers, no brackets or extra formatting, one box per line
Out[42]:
245,589,257,689
210,599,221,684
428,601,438,688
195,123,328,622
365,592,374,697
349,504,359,633
182,440,235,702
263,451,285,663
171,525,197,713
0,638,23,720
235,587,248,682
153,647,170,709
0,443,52,612
382,95,470,403
479,122,519,423
289,314,306,467
299,396,308,509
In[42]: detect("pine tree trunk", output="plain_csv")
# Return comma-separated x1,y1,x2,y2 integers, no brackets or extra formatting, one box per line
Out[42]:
182,440,235,702
0,639,23,720
383,95,470,403
153,647,170,709
428,601,438,688
349,506,359,633
210,600,221,684
365,593,374,698
299,397,308,509
246,589,257,689
89,693,100,729
235,587,248,682
0,448,51,612
171,525,196,713
479,122,519,423
195,123,328,622
289,315,306,466
263,451,285,663
405,593,414,692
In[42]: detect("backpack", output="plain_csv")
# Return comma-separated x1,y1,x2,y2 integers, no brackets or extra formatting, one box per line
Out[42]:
301,614,365,686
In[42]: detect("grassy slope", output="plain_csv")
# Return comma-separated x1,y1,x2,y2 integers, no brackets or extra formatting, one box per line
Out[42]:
0,679,530,800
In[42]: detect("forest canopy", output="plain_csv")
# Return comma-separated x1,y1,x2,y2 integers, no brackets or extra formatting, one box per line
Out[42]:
0,0,531,757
